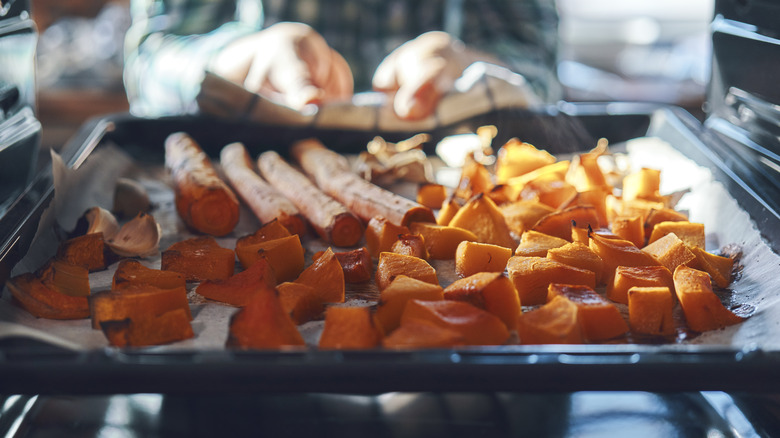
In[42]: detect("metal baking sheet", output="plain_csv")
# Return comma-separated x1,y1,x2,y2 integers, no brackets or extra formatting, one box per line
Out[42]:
1,103,779,395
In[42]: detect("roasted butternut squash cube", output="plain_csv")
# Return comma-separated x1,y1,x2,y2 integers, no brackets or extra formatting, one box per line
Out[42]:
627,286,675,336
518,176,577,210
391,233,429,260
401,299,509,345
315,247,373,283
295,247,345,303
588,232,659,284
37,259,90,297
236,218,292,247
514,230,568,257
690,247,734,289
409,222,477,260
375,275,444,333
517,295,583,344
499,200,555,237
100,308,194,347
226,287,305,349
455,155,494,200
559,189,609,228
365,216,411,258
56,232,110,272
383,318,465,349
417,183,448,209
506,256,596,306
196,256,277,306
318,306,382,349
612,198,666,225
6,272,90,320
277,281,324,324
532,205,600,241
644,208,688,238
161,236,235,282
642,232,696,273
375,252,438,291
455,241,512,277
622,167,662,202
112,259,186,291
648,221,705,249
495,139,556,183
611,215,645,248
606,265,675,305
672,265,743,332
505,160,570,197
436,196,461,226
566,151,609,192
547,284,628,341
546,242,605,285
235,234,305,283
447,194,516,249
444,272,521,331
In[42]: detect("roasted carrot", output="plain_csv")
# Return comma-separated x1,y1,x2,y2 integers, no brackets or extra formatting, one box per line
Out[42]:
164,132,240,236
290,138,435,227
257,150,363,247
220,142,306,237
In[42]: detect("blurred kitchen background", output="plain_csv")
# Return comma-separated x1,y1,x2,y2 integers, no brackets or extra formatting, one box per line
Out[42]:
30,0,714,150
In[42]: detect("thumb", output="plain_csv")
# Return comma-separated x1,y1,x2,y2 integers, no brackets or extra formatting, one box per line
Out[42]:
268,55,325,110
392,58,450,120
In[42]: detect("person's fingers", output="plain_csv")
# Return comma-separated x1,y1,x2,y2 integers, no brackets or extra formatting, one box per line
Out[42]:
371,49,400,92
392,57,450,120
321,49,354,101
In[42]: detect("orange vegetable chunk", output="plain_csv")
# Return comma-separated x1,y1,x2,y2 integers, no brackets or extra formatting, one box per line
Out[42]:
383,318,465,349
495,139,556,183
374,275,444,333
365,216,410,258
375,252,438,291
161,236,235,281
672,265,743,332
90,283,191,330
6,273,90,320
295,247,345,303
547,284,628,341
455,155,494,200
588,232,659,284
514,230,568,257
447,194,516,249
443,272,521,331
606,265,675,305
546,242,605,285
236,219,292,247
532,205,600,241
235,234,305,283
277,281,325,324
416,183,448,209
331,247,373,283
391,233,429,260
38,259,91,297
455,240,512,278
690,247,734,289
226,287,305,349
409,222,477,260
318,306,382,349
506,256,596,306
644,208,688,238
559,189,609,227
517,295,583,344
622,167,662,202
611,215,645,248
196,256,277,306
100,308,194,347
112,259,186,291
518,176,577,210
499,200,555,236
648,221,705,249
436,196,461,226
642,232,696,273
401,299,509,345
627,286,675,336
56,232,110,272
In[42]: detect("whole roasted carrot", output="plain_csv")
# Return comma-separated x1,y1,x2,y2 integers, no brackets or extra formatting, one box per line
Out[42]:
257,150,363,247
220,142,306,237
164,132,240,236
291,138,435,227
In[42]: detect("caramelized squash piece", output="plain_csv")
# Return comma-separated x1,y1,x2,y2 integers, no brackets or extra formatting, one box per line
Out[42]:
506,256,596,306
443,272,521,331
517,295,583,344
390,233,429,260
38,259,91,297
196,256,277,306
236,219,292,247
622,167,662,202
606,265,675,305
558,189,609,228
672,265,743,332
455,155,494,200
644,208,688,238
365,216,410,258
295,247,345,303
648,221,705,249
504,160,570,199
401,299,509,345
112,259,186,291
514,230,568,258
447,194,516,249
226,286,305,349
518,176,577,210
374,275,444,333
495,139,556,183
383,318,465,349
499,200,555,237
532,205,600,241
416,183,448,209
588,232,659,284
642,232,696,273
315,247,373,283
611,215,645,248
100,308,194,347
690,247,734,289
546,242,605,285
90,283,191,330
56,232,110,272
436,196,461,226
409,222,477,260
547,284,628,341
455,241,512,278
235,234,305,282
375,252,438,291
6,273,90,320
566,150,610,192
318,306,382,349
161,236,235,282
627,286,675,336
277,281,325,324
611,198,666,225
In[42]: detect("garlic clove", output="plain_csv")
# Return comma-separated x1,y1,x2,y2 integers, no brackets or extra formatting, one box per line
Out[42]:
113,178,152,219
106,212,161,258
83,206,120,240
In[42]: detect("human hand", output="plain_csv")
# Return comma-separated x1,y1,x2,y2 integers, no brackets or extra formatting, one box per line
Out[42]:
373,31,496,120
209,22,353,111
